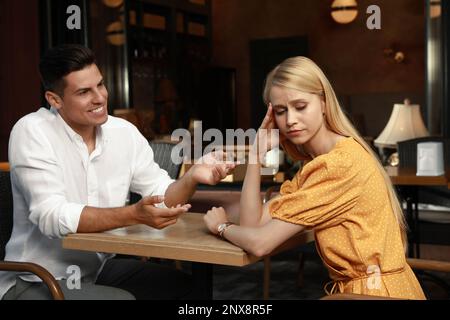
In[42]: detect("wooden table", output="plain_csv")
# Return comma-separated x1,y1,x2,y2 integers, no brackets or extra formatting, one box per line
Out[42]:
385,166,449,258
385,166,448,186
63,212,314,299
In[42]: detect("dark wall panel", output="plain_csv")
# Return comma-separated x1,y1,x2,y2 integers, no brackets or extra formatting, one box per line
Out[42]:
0,0,41,161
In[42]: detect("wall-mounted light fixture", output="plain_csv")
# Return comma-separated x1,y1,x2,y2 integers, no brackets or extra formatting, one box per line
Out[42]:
430,0,441,19
106,21,125,46
103,0,124,8
384,47,406,64
331,0,358,24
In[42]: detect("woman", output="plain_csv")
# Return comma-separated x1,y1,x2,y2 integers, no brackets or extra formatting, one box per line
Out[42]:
204,56,425,299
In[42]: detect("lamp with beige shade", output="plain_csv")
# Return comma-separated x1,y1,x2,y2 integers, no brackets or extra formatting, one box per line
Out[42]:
374,99,429,166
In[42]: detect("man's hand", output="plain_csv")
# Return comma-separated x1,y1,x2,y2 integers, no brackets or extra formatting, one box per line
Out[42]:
204,206,229,235
133,195,191,229
189,151,236,185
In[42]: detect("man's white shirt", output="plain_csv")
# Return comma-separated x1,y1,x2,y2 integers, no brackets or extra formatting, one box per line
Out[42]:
0,107,174,298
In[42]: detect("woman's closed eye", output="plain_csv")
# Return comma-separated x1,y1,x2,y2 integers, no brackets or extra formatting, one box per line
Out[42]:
274,107,287,115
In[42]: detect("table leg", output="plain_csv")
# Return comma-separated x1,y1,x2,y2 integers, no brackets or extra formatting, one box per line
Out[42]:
191,262,213,299
412,187,421,258
400,186,419,258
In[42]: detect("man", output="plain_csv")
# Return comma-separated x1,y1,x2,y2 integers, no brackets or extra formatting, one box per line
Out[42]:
0,44,234,300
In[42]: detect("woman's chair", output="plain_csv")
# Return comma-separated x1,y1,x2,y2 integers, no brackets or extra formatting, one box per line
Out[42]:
0,166,64,300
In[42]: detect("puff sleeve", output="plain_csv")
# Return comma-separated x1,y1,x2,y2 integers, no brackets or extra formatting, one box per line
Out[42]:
269,152,362,230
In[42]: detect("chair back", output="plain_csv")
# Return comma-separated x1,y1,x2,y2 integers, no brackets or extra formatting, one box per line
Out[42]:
148,140,182,179
129,141,182,204
0,171,13,260
397,137,450,169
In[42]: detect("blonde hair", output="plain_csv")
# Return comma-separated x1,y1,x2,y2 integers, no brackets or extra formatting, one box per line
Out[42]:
263,56,408,250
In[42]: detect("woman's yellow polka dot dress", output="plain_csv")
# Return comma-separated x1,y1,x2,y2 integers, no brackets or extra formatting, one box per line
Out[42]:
269,137,425,299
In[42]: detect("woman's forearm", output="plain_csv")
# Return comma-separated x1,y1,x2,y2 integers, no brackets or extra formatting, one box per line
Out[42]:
239,162,264,226
221,224,268,257
220,219,305,258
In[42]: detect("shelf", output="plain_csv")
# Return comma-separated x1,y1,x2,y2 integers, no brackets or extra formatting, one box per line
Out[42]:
123,0,212,134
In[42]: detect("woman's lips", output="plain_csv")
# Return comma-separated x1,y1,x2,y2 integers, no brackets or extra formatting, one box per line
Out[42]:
286,129,305,137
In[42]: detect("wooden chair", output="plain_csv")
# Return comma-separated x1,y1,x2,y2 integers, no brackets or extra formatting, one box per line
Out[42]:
0,167,64,299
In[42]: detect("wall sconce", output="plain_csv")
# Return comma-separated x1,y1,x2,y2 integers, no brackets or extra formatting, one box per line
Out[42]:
430,0,441,19
103,0,123,8
331,0,358,24
106,21,125,46
383,48,406,63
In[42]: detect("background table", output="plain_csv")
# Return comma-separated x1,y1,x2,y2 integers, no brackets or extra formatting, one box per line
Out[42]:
386,166,449,257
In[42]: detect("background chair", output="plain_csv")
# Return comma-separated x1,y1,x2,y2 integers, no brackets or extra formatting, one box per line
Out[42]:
129,140,182,204
148,140,183,180
0,166,64,300
126,141,183,267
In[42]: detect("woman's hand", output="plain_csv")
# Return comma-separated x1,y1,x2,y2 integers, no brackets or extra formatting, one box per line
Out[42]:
250,104,284,162
204,207,228,235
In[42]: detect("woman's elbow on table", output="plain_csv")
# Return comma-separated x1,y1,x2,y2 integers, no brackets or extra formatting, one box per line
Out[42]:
246,236,275,258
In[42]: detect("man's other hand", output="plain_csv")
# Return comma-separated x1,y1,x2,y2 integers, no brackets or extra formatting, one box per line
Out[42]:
133,195,191,229
189,151,236,185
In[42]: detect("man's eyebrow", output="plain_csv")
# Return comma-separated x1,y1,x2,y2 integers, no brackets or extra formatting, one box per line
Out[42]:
74,87,90,94
73,78,104,93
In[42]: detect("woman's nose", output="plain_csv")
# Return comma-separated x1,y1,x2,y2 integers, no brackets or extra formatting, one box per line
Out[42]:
286,111,298,126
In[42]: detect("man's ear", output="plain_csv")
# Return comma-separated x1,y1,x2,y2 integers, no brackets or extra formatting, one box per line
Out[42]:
45,91,63,109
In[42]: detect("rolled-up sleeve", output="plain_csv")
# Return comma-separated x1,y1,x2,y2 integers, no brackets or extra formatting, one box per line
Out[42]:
129,128,175,208
10,121,85,238
269,154,362,230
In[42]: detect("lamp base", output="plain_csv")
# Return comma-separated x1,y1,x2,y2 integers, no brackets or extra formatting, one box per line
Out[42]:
387,152,399,167
376,147,397,166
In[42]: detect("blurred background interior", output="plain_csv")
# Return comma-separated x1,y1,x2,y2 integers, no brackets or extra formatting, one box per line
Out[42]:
2,0,450,152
